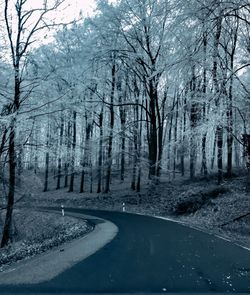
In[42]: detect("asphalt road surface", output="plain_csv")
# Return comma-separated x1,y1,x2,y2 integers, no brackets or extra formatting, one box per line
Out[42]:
1,208,250,294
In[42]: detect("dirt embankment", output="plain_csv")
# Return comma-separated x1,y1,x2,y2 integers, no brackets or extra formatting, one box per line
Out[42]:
0,209,93,270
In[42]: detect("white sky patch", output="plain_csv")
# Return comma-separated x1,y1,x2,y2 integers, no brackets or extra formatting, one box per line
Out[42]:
40,0,98,43
58,0,97,20
0,0,120,61
0,0,98,51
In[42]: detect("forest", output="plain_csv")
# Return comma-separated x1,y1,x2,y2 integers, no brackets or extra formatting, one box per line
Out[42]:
0,0,250,251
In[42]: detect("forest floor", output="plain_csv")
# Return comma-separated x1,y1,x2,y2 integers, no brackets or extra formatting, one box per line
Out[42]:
17,169,250,251
0,207,93,271
1,169,249,268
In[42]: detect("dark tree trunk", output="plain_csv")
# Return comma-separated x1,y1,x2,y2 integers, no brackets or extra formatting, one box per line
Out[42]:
97,108,103,193
0,127,8,159
131,80,140,190
121,135,125,181
80,170,85,193
64,119,71,188
69,111,77,192
17,146,23,186
64,162,68,188
80,119,91,193
217,126,223,184
131,128,137,191
173,93,179,179
43,120,50,192
167,98,174,172
212,12,223,184
190,66,198,180
211,135,216,170
180,95,187,176
56,158,62,190
34,131,39,174
156,89,167,178
227,108,233,178
89,161,93,193
118,78,126,182
1,123,15,248
104,63,115,193
227,16,238,178
136,100,143,192
201,133,208,176
201,24,208,177
56,114,64,190
0,126,8,181
44,151,49,192
148,80,158,178
1,60,20,247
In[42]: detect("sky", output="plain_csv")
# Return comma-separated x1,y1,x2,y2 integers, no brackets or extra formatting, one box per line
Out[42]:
62,0,97,20
0,0,118,55
0,0,98,62
60,0,117,20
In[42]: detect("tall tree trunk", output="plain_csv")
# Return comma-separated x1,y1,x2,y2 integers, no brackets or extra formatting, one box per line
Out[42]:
17,145,23,186
97,108,103,193
217,126,223,184
131,107,138,191
118,78,126,182
1,122,15,248
56,114,64,190
201,24,208,177
34,128,39,174
69,111,77,192
180,95,187,176
211,135,216,171
44,150,49,192
234,109,240,168
227,15,238,177
64,118,71,188
190,66,198,180
167,100,174,172
227,92,233,178
0,126,8,181
173,93,179,179
212,12,223,184
148,80,158,178
0,127,7,158
136,99,143,193
89,160,93,193
104,62,115,193
43,120,50,193
131,79,140,190
201,132,208,176
80,118,91,193
1,63,20,247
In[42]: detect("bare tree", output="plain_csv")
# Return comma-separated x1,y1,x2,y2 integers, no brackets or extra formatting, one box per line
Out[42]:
1,0,68,248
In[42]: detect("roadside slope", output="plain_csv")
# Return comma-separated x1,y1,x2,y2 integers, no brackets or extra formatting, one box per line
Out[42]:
0,211,118,285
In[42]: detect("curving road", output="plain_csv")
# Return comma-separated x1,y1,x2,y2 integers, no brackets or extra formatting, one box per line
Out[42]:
1,208,250,294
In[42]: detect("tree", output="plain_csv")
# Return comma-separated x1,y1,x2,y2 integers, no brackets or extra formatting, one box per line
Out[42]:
0,0,248,220
1,0,69,248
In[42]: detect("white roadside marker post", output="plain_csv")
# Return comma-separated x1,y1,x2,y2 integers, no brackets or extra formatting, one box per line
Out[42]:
61,204,65,217
122,202,125,212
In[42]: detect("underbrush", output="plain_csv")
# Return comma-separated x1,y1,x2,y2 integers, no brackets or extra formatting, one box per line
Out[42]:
173,186,229,215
